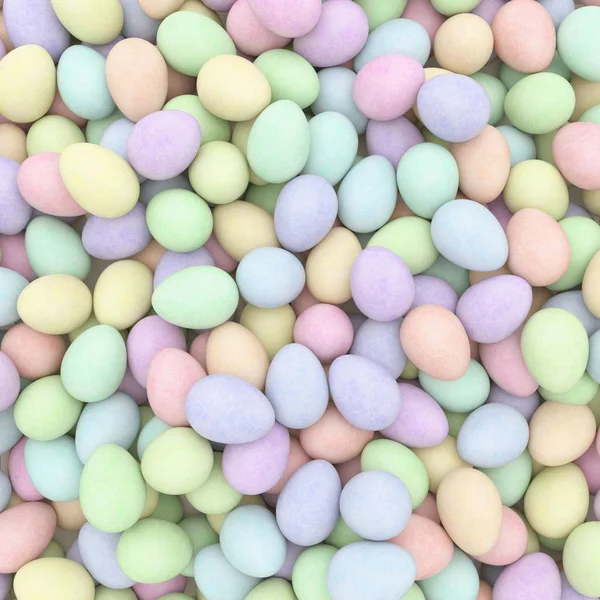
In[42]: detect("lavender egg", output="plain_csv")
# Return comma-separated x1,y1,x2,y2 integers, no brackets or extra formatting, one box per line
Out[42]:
365,117,424,168
99,118,144,182
329,355,402,431
0,157,32,235
487,384,541,422
543,290,600,336
276,459,341,546
139,175,193,206
120,0,161,42
186,374,275,444
154,248,215,288
127,110,202,180
456,275,532,343
493,553,561,600
411,274,459,313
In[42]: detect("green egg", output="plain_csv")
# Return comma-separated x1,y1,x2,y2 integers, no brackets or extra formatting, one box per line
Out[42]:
361,439,429,508
504,73,576,135
116,518,193,584
367,217,438,274
540,373,599,405
164,95,231,144
470,73,507,125
291,545,337,600
521,308,589,394
354,0,407,29
150,494,184,524
254,49,320,109
445,410,468,438
419,359,490,413
136,416,171,460
499,52,571,90
41,540,65,559
402,585,426,600
246,578,296,600
539,534,567,551
60,325,127,403
563,522,600,597
14,375,83,441
152,265,239,330
326,516,365,548
421,129,451,150
557,7,600,83
26,115,85,155
479,450,532,507
179,514,220,577
80,444,146,533
94,587,138,600
85,109,124,144
580,105,600,125
588,389,600,427
533,129,559,168
245,183,285,215
431,0,480,14
423,255,470,295
419,548,479,600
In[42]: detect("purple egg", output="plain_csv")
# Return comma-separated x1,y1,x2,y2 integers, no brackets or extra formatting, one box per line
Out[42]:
66,539,85,567
471,0,506,24
487,195,512,231
293,0,369,68
274,174,338,252
348,313,367,334
154,247,215,288
3,0,70,62
487,384,540,422
276,459,341,546
365,117,424,168
351,247,415,322
127,315,187,387
329,354,402,431
78,523,135,589
0,352,19,411
120,0,161,42
133,575,187,600
82,203,151,260
543,291,600,336
0,574,11,600
117,367,148,406
275,541,304,580
222,422,290,495
186,374,275,444
411,275,458,313
565,202,592,219
381,383,449,448
0,157,33,235
127,110,202,180
493,553,561,600
0,40,6,60
417,74,491,143
350,319,406,379
456,275,532,343
203,0,236,9
82,36,124,58
561,572,595,600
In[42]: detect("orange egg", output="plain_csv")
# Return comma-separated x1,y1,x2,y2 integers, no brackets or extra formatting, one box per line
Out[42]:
571,77,600,121
474,507,528,566
477,580,493,600
413,492,440,524
267,437,311,494
132,239,167,271
0,123,27,163
189,331,210,370
47,90,87,127
139,0,185,18
51,499,87,531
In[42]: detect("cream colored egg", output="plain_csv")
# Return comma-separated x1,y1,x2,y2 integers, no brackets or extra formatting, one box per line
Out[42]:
51,499,87,531
51,0,124,44
583,250,600,318
240,304,296,359
0,123,27,163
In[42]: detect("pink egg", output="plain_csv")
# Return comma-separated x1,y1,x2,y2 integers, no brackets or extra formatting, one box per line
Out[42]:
0,351,19,411
402,0,445,43
491,0,555,74
0,234,35,280
203,0,236,10
335,456,362,486
267,437,311,494
0,502,56,573
354,55,425,122
247,0,322,38
291,285,320,316
117,367,148,406
575,441,600,494
552,122,600,191
47,90,88,127
479,329,539,397
7,438,43,501
477,580,493,600
475,507,527,566
227,0,290,56
147,348,206,426
189,332,210,371
413,493,441,524
293,303,354,363
487,195,512,231
16,153,86,217
204,233,238,273
133,575,187,600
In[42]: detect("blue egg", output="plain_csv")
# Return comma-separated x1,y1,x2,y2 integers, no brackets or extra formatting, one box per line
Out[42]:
431,199,509,272
354,18,431,71
351,319,406,379
543,290,600,336
0,472,12,512
497,125,537,167
326,541,416,600
57,45,116,120
0,405,21,454
420,548,480,600
539,0,575,28
265,343,329,429
139,175,193,206
338,156,397,233
236,247,306,309
457,403,529,468
0,267,28,328
25,436,83,501
588,330,600,384
136,417,171,459
100,118,135,162
120,0,160,41
75,392,141,463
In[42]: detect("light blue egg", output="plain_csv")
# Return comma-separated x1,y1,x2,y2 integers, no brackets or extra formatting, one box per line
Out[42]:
194,544,260,600
354,18,431,71
497,125,537,167
57,45,116,120
137,417,171,459
0,267,28,328
139,175,193,206
338,156,397,233
0,472,12,512
25,436,83,501
0,405,21,454
351,319,406,379
326,541,416,600
423,256,470,295
431,199,509,271
100,118,135,163
120,0,161,41
480,450,533,507
265,343,329,429
539,0,575,28
587,330,600,384
236,247,305,309
457,403,529,468
543,290,600,336
420,548,479,600
311,67,368,134
75,392,141,463
303,112,358,186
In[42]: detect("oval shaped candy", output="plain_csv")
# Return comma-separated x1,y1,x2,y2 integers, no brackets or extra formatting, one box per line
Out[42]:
493,552,561,600
246,0,321,37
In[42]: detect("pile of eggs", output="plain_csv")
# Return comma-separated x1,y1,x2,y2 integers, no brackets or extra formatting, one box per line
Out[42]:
2,0,600,599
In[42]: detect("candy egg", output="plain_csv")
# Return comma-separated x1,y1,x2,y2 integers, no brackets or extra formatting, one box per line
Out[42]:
50,0,123,44
492,552,561,600
563,522,600,598
120,0,160,41
552,122,600,190
480,449,533,507
351,319,406,379
246,0,321,37
365,117,424,168
557,6,600,82
0,266,28,327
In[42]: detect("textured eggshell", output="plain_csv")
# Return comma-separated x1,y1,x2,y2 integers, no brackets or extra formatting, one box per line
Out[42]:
246,0,321,37
552,122,600,191
0,267,28,328
0,351,19,411
0,157,31,236
50,0,123,44
138,0,185,18
0,405,21,455
474,507,527,567
8,437,43,501
493,553,561,600
153,248,214,288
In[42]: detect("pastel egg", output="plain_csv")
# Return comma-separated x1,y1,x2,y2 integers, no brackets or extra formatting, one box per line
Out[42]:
0,156,31,236
498,125,537,167
246,0,321,37
402,0,445,42
474,507,527,567
0,352,19,411
0,405,22,455
240,304,296,360
0,471,13,510
480,449,533,508
563,522,600,598
557,6,600,82
0,122,27,163
365,117,424,169
351,319,406,379
419,548,479,600
120,0,161,41
544,290,600,336
246,579,296,600
493,552,561,600
0,266,28,327
584,250,600,318
153,248,214,288
50,0,123,44
552,122,600,190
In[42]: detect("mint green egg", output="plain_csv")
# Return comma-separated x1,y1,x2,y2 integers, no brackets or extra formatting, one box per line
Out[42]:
25,216,91,280
361,439,429,508
522,308,589,394
245,183,285,215
326,516,365,548
419,548,479,600
557,7,600,83
0,266,29,327
445,411,468,437
354,0,407,29
548,217,600,291
247,100,310,184
539,534,567,551
246,578,296,600
151,494,184,523
424,255,470,295
504,73,576,135
60,325,127,403
431,0,480,15
397,143,459,219
80,444,146,533
179,514,219,577
41,540,65,559
480,450,533,507
137,417,171,459
86,109,125,144
402,585,426,600
117,518,193,584
26,115,85,155
499,52,571,90
540,372,599,405
95,587,137,600
291,545,337,600
367,217,438,274
254,49,319,109
14,375,82,441
471,73,507,125
152,265,239,330
419,359,490,413
580,105,600,125
497,125,537,167
164,95,231,144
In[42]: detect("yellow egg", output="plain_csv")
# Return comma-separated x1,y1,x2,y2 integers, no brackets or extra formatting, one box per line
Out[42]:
17,274,92,335
571,77,600,121
583,250,600,318
197,55,272,122
0,123,27,163
141,484,160,517
93,260,153,330
583,189,600,218
206,322,270,389
14,557,95,600
139,0,185,19
306,227,362,305
240,304,296,359
60,143,140,218
436,468,503,556
51,0,124,44
206,495,265,534
179,0,220,21
0,45,56,123
51,499,87,531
